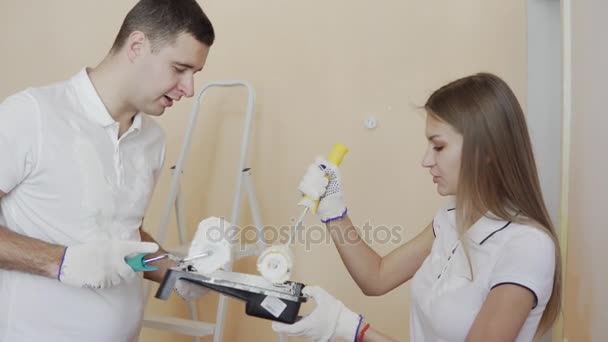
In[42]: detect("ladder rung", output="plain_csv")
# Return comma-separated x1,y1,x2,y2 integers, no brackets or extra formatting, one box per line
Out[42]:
142,315,215,337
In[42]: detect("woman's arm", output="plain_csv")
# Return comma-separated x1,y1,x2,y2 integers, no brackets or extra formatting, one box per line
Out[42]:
326,215,434,296
465,284,535,342
357,319,400,341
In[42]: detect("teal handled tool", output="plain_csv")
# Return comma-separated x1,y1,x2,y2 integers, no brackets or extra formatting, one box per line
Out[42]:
126,251,213,272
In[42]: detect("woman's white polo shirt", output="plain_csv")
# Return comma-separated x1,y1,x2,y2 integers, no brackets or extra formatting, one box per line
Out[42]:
410,203,556,341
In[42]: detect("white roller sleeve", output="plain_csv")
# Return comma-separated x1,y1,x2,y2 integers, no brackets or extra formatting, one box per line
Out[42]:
188,216,233,274
256,245,294,283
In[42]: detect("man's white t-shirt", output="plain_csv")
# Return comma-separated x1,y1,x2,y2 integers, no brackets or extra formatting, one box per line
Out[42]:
0,69,166,341
410,201,556,341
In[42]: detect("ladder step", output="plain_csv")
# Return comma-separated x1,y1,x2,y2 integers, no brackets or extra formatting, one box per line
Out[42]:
142,315,215,337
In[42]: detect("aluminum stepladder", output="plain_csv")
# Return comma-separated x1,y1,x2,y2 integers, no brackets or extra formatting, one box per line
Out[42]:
139,81,286,342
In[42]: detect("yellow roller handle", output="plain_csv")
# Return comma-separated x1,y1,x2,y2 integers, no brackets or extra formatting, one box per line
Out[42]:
327,143,349,167
311,143,349,213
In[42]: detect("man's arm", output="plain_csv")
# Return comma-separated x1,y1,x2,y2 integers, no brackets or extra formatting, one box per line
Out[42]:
0,190,65,279
139,227,176,283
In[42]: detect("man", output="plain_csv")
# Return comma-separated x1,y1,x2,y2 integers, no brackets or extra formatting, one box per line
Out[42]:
0,0,213,340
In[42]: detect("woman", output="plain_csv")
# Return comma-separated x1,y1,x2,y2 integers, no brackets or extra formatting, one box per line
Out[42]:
273,73,561,341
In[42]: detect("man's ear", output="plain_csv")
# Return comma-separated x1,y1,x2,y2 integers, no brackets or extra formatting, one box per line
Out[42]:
125,31,148,63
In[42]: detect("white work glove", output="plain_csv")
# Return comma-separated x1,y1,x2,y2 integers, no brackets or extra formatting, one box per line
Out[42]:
58,240,159,289
298,157,347,223
175,279,210,301
272,286,361,342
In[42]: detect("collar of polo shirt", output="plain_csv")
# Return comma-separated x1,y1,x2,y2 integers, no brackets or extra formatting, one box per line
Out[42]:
466,214,512,245
72,68,142,133
441,197,514,245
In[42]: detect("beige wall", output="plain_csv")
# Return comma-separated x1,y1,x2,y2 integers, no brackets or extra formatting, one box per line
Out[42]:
563,0,608,341
0,1,526,341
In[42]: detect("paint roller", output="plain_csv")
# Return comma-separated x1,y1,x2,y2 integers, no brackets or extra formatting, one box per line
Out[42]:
187,216,233,273
256,143,349,283
127,216,233,273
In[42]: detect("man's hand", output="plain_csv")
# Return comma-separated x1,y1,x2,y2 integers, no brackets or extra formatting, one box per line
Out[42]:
298,157,347,223
58,240,158,289
272,286,361,342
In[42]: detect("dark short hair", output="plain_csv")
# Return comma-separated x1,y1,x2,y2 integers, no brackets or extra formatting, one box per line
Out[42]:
111,0,215,53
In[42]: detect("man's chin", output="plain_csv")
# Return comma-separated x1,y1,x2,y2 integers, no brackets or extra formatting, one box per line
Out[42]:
144,105,166,116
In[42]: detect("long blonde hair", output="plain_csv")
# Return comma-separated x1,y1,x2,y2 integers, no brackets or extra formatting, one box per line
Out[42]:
424,73,561,336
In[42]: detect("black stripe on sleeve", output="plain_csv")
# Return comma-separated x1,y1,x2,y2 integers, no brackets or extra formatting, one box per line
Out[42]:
491,282,539,309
